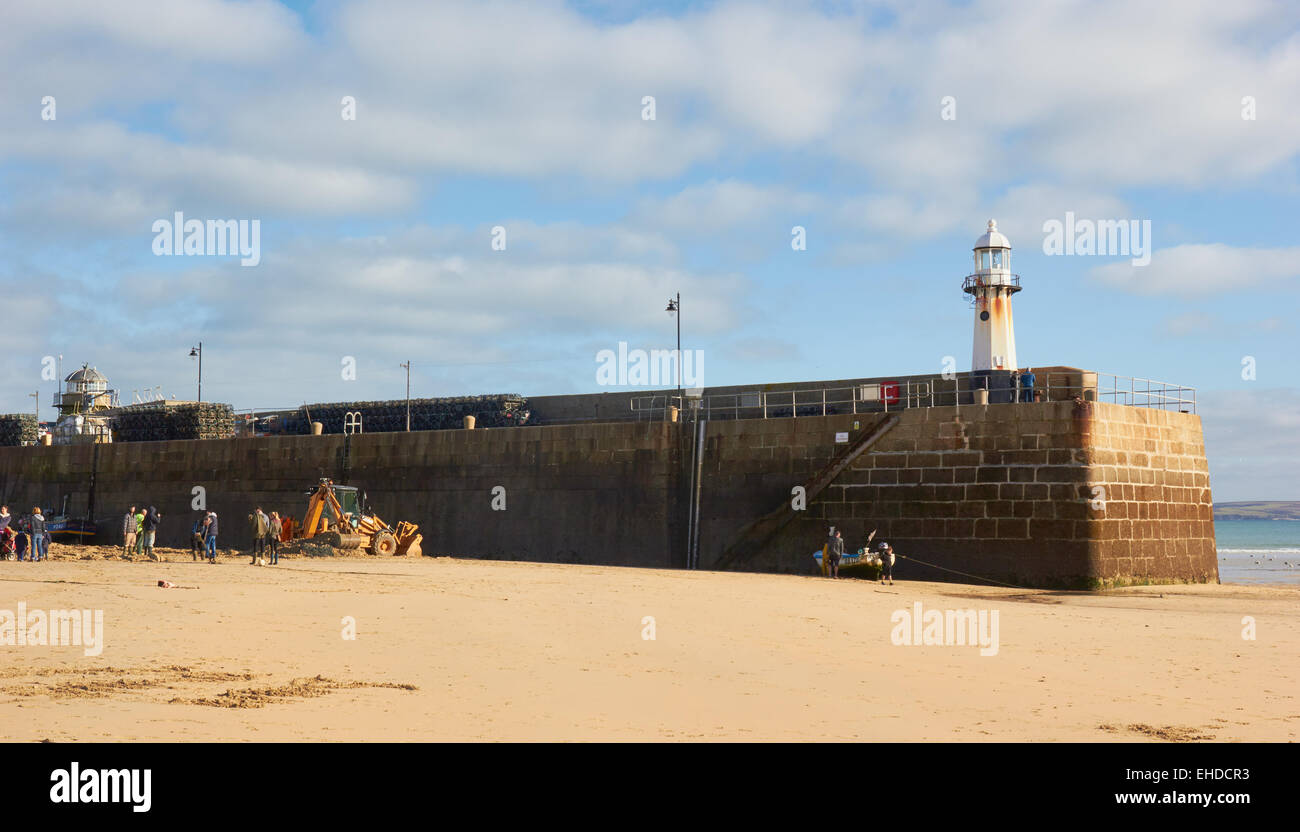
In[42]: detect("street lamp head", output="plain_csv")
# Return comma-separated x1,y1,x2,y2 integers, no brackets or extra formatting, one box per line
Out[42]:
666,298,678,316
189,347,199,358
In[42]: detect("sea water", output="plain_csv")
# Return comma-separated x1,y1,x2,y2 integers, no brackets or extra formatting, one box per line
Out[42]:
1215,519,1300,585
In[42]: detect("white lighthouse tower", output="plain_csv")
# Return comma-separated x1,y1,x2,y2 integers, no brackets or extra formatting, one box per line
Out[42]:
963,219,1021,371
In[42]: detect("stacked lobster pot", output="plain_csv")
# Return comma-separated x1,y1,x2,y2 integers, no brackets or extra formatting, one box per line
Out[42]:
0,414,38,446
286,395,530,434
111,402,236,442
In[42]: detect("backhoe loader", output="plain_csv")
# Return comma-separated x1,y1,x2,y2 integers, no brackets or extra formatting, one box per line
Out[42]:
294,478,422,556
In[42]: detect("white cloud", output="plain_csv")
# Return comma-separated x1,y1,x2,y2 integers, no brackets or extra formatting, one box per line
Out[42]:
0,222,751,413
0,123,417,219
1200,388,1300,500
2,0,1297,218
632,180,821,234
1090,244,1300,295
0,0,306,64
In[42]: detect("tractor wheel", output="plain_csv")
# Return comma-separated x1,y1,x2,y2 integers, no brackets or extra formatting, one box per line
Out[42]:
372,531,398,556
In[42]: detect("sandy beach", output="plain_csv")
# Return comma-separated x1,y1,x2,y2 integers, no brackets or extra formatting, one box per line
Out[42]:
0,545,1296,742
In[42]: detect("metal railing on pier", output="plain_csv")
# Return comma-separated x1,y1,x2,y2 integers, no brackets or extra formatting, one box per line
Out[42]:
631,371,1196,422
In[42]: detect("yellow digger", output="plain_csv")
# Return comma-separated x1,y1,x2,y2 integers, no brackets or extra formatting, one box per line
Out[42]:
294,478,423,556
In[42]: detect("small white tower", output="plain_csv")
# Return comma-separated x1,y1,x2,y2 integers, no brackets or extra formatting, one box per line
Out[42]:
963,219,1021,371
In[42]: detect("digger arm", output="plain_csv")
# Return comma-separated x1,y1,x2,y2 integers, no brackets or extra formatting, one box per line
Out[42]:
302,482,349,537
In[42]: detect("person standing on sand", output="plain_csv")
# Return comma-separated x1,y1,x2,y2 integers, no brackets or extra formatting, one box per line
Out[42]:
133,507,146,556
14,523,28,561
190,515,205,561
203,511,219,563
122,505,137,558
249,507,269,564
30,507,48,562
878,540,895,585
267,512,282,565
0,507,12,561
825,527,843,579
141,506,161,561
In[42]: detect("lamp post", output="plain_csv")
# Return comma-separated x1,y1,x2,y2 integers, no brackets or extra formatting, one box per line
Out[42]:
665,293,681,419
400,361,411,431
189,343,202,404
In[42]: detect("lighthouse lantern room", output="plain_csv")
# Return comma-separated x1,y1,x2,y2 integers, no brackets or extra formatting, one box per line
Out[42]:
962,219,1021,372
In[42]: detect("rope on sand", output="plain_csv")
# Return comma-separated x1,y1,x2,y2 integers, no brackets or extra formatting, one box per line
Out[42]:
895,553,1032,591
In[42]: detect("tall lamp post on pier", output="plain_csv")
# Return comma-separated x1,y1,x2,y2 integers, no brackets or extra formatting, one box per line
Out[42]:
400,361,411,431
665,293,681,419
189,342,202,404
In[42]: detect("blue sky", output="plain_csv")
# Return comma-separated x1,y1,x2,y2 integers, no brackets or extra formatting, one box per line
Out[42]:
0,0,1297,500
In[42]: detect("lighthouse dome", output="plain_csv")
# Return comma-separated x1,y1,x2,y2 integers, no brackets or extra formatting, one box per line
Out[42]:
973,219,1011,250
65,365,107,385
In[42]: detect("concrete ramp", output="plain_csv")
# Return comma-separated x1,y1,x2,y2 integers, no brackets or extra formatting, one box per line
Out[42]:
715,413,899,570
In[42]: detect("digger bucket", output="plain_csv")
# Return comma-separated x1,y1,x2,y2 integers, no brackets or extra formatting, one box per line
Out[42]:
395,523,423,557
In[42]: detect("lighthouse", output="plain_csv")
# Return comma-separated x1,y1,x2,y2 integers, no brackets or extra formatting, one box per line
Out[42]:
963,219,1021,372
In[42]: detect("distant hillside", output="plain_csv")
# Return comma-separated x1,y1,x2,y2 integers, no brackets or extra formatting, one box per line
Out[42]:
1214,501,1300,521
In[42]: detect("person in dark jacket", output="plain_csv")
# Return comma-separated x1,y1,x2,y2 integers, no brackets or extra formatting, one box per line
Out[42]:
190,516,205,560
877,540,895,585
14,524,29,561
267,512,282,565
826,527,844,579
30,508,48,562
141,506,161,561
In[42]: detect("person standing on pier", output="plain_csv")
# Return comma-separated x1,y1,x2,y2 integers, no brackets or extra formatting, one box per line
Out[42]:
1020,367,1036,403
